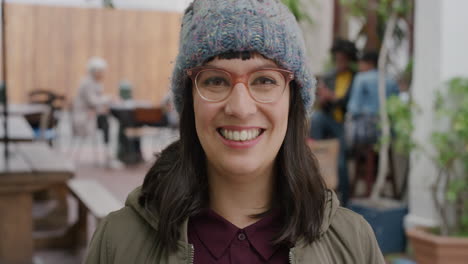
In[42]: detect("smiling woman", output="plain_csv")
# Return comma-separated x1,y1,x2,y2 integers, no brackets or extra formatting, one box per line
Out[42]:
85,0,385,263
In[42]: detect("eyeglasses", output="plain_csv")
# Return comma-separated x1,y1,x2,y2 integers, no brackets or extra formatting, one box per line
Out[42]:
186,66,294,103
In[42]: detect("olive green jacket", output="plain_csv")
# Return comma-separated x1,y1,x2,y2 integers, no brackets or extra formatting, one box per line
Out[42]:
85,187,385,263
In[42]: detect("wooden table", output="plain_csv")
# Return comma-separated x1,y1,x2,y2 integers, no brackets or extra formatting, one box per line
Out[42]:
0,142,74,264
0,103,48,116
0,116,35,142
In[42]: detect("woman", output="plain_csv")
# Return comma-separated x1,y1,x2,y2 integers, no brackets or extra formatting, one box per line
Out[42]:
85,0,384,263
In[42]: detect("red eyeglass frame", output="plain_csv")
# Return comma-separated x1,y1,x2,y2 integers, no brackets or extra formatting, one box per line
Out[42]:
186,66,295,103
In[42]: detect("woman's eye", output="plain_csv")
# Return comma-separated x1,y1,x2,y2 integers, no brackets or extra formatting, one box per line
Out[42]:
252,77,277,85
204,77,229,86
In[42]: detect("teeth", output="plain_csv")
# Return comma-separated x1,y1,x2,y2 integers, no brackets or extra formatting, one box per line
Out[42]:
220,128,261,142
233,131,240,140
240,131,247,141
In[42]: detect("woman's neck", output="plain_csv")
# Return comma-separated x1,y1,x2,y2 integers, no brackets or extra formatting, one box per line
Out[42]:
207,166,275,228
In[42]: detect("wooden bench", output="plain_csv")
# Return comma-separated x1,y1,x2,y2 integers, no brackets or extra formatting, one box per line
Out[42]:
67,178,123,247
35,179,123,249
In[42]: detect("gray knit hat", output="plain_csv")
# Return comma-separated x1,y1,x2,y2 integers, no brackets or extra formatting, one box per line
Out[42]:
171,0,315,113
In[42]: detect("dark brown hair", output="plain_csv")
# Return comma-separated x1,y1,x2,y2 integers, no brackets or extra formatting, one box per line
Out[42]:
359,50,379,67
140,52,326,252
331,38,358,62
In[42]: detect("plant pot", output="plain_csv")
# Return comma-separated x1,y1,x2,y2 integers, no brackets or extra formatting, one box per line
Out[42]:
348,199,408,254
406,227,468,264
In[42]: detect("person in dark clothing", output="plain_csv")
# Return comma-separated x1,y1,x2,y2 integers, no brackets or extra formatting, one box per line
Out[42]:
310,38,358,206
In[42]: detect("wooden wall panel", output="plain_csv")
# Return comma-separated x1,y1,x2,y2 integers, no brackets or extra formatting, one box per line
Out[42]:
4,3,181,105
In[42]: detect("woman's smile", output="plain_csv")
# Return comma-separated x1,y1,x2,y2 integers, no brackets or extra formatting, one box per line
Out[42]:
216,126,266,149
218,127,263,142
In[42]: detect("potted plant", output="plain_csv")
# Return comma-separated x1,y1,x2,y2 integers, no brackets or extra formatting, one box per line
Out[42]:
347,92,415,254
406,77,468,264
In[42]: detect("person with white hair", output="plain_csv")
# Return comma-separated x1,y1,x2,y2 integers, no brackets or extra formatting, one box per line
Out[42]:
71,57,112,164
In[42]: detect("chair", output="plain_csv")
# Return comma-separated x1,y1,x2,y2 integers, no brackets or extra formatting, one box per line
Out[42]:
125,107,177,160
68,107,110,167
125,107,165,138
134,107,164,125
24,89,66,145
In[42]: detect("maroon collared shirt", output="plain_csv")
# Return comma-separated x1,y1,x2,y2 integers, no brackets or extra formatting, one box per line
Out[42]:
188,209,289,264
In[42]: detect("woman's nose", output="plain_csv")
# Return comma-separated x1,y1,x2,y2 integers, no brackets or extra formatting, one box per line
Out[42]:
224,83,257,118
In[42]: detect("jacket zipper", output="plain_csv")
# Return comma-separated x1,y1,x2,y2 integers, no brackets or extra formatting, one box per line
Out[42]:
188,244,194,264
289,250,294,264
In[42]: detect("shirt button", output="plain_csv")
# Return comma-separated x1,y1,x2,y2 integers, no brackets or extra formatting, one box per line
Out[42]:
238,233,246,241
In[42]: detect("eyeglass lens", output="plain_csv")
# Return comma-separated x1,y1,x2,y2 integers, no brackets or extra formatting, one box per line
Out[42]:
195,69,287,102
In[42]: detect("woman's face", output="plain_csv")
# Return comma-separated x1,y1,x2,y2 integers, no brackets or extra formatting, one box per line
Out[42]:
193,55,290,183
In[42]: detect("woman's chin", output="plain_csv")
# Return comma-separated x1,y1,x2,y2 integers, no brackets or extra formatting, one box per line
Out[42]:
213,159,270,182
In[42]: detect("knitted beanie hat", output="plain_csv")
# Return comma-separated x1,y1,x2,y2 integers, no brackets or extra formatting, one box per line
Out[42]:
171,0,315,113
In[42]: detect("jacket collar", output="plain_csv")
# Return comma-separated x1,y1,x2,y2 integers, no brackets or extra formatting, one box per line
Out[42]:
125,187,340,262
289,190,340,263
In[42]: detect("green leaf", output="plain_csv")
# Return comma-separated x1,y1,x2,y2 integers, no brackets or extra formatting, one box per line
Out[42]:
282,0,313,23
446,191,456,202
385,95,418,154
446,179,467,202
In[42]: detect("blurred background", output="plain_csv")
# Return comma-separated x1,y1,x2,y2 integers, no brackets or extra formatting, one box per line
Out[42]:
0,0,466,263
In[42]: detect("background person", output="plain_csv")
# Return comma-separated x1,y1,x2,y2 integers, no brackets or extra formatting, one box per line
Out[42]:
71,57,112,163
346,51,400,149
347,51,400,117
310,38,358,205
